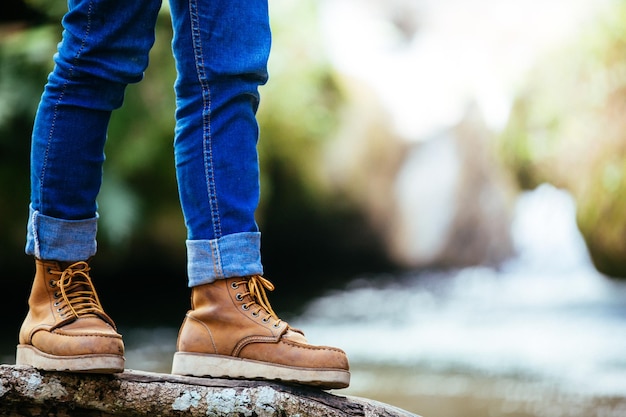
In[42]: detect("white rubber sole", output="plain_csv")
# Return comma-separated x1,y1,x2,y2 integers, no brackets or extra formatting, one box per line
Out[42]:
16,345,125,374
171,352,350,389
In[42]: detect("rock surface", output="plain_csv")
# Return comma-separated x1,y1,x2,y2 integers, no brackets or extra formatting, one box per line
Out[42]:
0,365,419,417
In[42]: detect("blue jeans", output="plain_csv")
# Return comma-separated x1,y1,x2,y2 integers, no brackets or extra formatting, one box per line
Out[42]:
25,0,270,286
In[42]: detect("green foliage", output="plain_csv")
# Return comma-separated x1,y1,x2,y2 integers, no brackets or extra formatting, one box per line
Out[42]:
497,0,626,277
257,0,343,220
23,0,66,21
102,9,182,252
0,24,59,267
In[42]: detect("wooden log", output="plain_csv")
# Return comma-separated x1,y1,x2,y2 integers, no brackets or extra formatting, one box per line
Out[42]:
0,365,419,417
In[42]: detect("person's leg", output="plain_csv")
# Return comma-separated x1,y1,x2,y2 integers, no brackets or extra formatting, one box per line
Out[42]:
169,0,267,283
17,0,162,373
168,0,350,389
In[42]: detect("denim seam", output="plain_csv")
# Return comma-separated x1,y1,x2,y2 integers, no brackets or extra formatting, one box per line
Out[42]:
31,210,40,258
188,0,223,243
210,240,224,279
40,0,94,212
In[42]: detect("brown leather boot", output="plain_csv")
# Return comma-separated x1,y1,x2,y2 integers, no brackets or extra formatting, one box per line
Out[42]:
16,259,124,373
172,275,350,389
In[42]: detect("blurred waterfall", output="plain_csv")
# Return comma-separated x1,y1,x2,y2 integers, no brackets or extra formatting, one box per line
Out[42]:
315,0,614,270
294,184,626,397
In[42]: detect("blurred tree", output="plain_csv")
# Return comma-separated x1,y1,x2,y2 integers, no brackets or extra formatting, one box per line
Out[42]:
23,0,66,21
0,22,59,271
257,0,395,306
2,0,47,24
498,0,626,278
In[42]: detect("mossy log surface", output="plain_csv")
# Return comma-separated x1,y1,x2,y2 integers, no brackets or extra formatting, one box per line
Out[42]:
0,365,418,417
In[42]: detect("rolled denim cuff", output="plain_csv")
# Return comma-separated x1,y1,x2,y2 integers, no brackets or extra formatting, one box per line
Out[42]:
187,232,263,287
25,205,98,261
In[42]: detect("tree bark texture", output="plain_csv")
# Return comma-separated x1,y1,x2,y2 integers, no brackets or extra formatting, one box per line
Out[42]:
0,365,419,417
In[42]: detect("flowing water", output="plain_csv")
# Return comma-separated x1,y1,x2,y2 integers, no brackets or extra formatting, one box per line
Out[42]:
288,184,626,416
115,184,626,417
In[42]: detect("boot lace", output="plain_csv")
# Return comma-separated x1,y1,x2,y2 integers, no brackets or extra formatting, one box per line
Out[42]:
234,275,282,326
49,261,106,320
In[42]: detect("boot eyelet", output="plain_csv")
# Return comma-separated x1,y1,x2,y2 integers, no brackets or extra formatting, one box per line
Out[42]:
49,280,56,287
242,304,250,311
251,311,259,317
273,323,281,328
54,301,60,307
262,317,269,323
231,282,239,289
54,292,60,298
235,293,244,301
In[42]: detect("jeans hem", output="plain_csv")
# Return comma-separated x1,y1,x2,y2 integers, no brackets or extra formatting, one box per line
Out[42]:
25,205,98,261
187,232,263,287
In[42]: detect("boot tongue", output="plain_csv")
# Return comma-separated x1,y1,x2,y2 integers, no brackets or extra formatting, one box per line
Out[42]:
283,327,308,343
58,261,79,270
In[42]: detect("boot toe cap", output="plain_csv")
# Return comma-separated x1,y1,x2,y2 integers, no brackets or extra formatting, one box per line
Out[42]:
238,338,349,371
30,317,124,357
